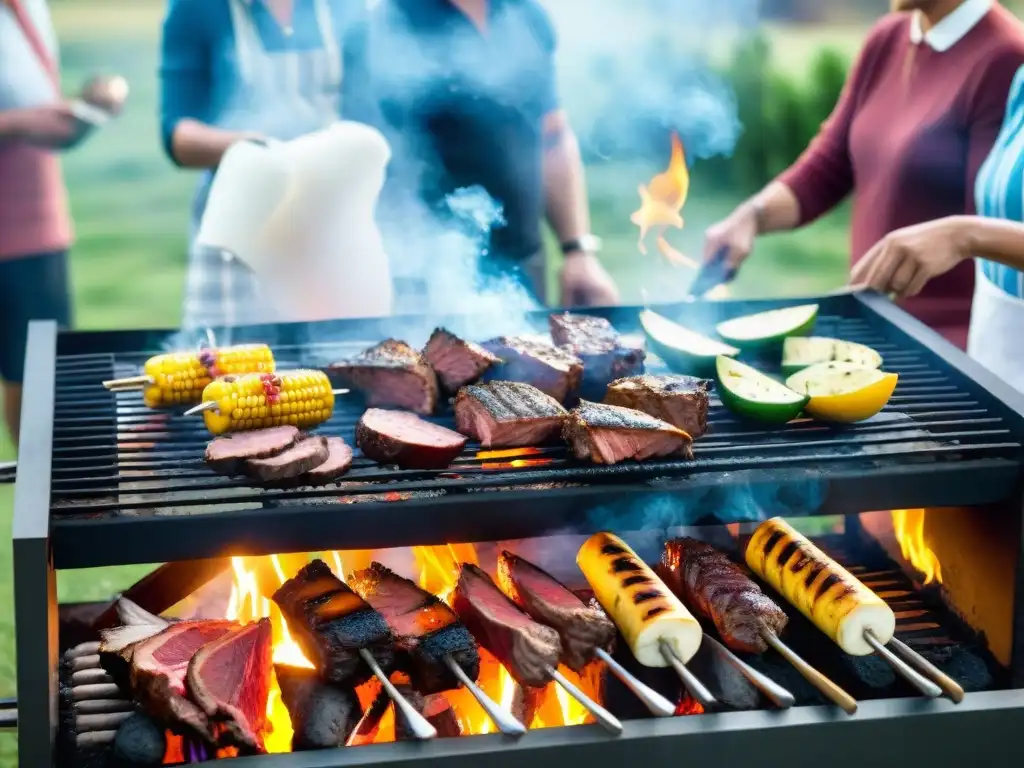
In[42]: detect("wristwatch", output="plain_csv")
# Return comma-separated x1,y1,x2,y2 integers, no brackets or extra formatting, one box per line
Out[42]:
560,234,602,256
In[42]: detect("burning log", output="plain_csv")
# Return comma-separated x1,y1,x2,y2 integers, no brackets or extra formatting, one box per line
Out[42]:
276,664,361,751
112,712,167,766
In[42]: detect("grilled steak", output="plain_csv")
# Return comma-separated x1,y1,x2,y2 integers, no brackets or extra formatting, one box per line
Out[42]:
454,381,567,447
276,664,361,751
496,551,615,672
272,559,395,687
296,436,353,484
604,374,711,438
349,562,479,694
99,623,166,691
563,400,694,464
186,618,272,752
356,408,467,469
329,339,439,415
244,435,329,482
549,313,646,401
205,426,299,474
423,327,500,392
660,538,788,654
481,336,583,403
394,686,462,740
452,563,561,688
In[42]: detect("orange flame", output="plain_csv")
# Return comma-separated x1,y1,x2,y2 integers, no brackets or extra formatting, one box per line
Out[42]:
631,133,690,260
891,509,942,585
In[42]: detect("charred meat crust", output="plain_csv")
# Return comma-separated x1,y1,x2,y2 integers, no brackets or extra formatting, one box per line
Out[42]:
423,327,500,392
549,313,647,401
275,664,361,751
355,408,467,469
454,380,567,447
481,336,583,404
329,339,440,415
604,374,711,438
563,400,694,464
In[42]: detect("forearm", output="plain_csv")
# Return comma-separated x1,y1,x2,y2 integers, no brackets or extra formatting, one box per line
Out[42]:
745,180,802,235
957,216,1024,271
0,110,22,141
543,126,590,243
170,119,256,169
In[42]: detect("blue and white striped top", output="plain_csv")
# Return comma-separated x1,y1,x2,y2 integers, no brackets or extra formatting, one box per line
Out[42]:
975,64,1024,298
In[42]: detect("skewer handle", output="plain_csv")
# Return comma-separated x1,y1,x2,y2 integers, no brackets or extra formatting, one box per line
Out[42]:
702,635,794,709
359,649,437,740
594,648,674,717
545,664,623,735
658,640,717,712
444,655,527,735
886,637,964,703
184,388,350,416
762,631,857,714
863,631,941,699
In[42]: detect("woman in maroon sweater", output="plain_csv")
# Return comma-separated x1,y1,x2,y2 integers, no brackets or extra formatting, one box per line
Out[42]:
704,0,1024,349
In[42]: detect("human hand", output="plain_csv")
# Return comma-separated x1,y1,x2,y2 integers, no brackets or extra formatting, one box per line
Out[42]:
559,251,620,307
80,74,129,116
849,217,971,298
703,201,759,271
4,104,83,148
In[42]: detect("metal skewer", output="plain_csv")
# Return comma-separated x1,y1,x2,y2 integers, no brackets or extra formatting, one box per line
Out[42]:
543,664,623,735
761,630,857,714
184,388,350,416
702,635,794,709
444,655,527,735
862,631,941,698
658,639,718,712
102,375,153,391
594,648,675,717
358,649,437,740
886,636,964,703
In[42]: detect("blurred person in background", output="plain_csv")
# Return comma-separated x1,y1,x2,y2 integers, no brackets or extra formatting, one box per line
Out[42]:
702,0,1024,349
159,0,369,331
353,0,620,309
852,63,1024,391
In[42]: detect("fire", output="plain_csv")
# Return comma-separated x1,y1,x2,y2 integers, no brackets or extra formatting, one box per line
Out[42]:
891,509,942,585
474,447,555,470
631,132,690,260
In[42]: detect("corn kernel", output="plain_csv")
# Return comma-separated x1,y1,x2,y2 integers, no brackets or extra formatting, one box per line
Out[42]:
201,369,335,435
141,344,276,408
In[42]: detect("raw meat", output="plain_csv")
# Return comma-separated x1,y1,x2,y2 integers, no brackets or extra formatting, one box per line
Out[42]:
604,374,711,438
205,426,299,474
244,436,329,482
356,408,467,469
563,400,694,464
423,327,500,392
329,339,439,415
481,336,583,403
454,380,567,447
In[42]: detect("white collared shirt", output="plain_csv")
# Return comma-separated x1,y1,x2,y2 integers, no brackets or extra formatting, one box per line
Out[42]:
909,0,992,51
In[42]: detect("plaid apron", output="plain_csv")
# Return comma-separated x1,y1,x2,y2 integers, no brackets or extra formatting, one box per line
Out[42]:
181,0,342,333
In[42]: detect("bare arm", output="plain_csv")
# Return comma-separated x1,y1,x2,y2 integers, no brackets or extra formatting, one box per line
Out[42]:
542,110,589,243
961,216,1024,270
736,181,802,236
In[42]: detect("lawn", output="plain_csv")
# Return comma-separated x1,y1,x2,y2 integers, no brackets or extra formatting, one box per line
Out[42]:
0,2,855,762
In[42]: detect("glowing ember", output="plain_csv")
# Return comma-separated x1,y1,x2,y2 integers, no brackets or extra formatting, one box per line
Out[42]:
631,132,690,260
478,459,555,470
675,695,704,716
891,509,942,585
475,448,545,460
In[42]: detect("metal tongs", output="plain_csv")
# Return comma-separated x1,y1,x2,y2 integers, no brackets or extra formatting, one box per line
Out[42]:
686,246,736,299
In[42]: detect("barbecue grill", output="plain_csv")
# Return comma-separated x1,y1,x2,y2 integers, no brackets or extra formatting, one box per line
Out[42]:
13,291,1024,767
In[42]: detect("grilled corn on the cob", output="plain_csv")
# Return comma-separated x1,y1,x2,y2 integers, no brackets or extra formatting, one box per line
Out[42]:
141,344,275,408
578,532,702,667
745,517,895,656
201,370,334,435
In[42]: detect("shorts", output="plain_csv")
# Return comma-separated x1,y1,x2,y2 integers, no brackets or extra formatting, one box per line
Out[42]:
0,251,71,383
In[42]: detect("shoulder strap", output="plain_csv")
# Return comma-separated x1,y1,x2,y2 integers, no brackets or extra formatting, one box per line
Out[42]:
6,0,60,90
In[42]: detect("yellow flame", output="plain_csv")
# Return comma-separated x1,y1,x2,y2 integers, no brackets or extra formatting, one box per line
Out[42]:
631,132,690,260
891,509,942,585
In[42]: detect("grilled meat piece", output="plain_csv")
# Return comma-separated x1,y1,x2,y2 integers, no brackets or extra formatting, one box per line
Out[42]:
661,538,788,654
423,328,500,392
329,339,439,415
295,436,353,484
549,313,646,401
394,686,462,740
99,623,165,691
205,426,299,474
563,401,694,464
244,435,329,482
454,381,567,447
349,562,479,694
481,336,583,403
549,312,619,349
452,563,561,688
356,408,467,469
275,664,361,751
604,374,711,438
272,560,395,687
186,619,272,752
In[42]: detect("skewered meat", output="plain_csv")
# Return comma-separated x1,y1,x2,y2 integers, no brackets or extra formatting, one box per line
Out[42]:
661,538,788,653
244,436,329,482
549,313,646,400
496,551,615,671
186,619,272,752
423,327,500,392
297,436,353,484
746,517,895,656
272,560,395,686
481,336,583,403
577,532,702,667
329,339,439,415
563,401,694,464
275,664,361,751
394,686,462,740
452,563,561,688
201,370,335,435
349,562,479,694
604,374,711,438
356,408,467,469
205,425,300,474
454,381,567,447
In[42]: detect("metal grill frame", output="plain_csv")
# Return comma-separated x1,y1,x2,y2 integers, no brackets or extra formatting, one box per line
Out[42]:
13,291,1024,766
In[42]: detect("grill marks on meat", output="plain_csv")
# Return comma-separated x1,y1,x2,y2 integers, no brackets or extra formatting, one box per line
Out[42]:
452,563,560,688
563,401,694,464
186,618,272,752
244,436,329,482
549,313,646,401
356,408,467,469
454,381,567,447
205,426,299,474
349,562,479,694
604,374,711,438
272,560,395,687
661,538,788,653
496,551,615,672
329,339,439,415
481,336,583,403
423,328,500,392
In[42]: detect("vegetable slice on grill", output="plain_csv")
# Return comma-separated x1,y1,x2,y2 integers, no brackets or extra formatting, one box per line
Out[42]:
639,309,738,374
785,362,898,423
715,304,818,349
715,356,808,424
781,337,883,376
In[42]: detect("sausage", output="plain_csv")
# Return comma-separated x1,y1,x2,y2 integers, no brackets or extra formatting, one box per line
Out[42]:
577,532,702,667
745,517,895,656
